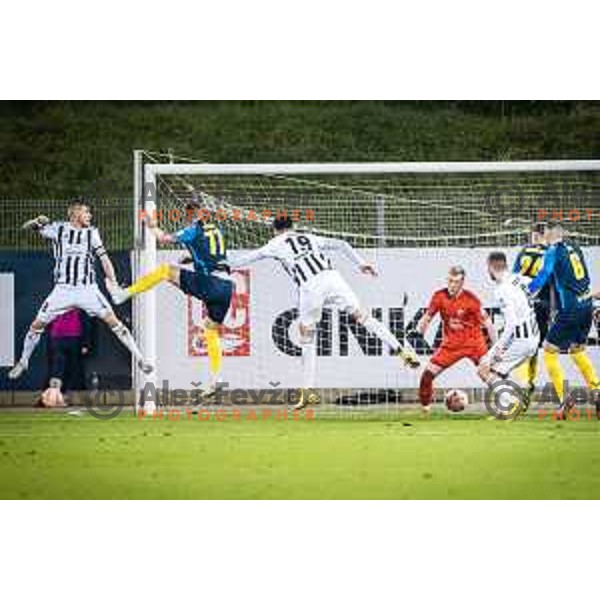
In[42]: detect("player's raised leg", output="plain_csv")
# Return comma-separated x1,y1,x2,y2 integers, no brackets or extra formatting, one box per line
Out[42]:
357,310,420,368
332,271,419,369
9,285,71,379
107,263,179,304
8,319,46,379
102,311,153,374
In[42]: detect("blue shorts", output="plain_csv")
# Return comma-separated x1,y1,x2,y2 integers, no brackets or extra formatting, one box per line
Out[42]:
179,270,234,324
546,304,593,351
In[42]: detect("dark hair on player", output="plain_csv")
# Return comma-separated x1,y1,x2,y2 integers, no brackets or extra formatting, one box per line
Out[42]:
273,214,294,231
531,221,548,235
185,198,203,213
487,251,507,265
448,265,466,278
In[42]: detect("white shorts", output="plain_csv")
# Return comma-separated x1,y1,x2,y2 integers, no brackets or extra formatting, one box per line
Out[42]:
298,270,361,327
487,334,540,377
36,284,113,324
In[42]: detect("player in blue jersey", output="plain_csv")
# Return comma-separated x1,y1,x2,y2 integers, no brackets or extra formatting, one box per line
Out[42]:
512,222,552,404
108,198,234,398
528,221,599,416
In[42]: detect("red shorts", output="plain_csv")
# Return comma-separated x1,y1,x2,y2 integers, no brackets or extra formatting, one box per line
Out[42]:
430,341,488,370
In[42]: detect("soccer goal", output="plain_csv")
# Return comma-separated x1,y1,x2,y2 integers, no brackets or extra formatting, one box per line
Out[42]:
132,152,600,416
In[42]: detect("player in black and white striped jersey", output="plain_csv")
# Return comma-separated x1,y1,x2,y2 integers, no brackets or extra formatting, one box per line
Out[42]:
8,202,153,381
228,215,420,410
478,252,540,410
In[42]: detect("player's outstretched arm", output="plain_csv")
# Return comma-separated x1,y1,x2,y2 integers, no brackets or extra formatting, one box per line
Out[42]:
417,293,440,335
416,313,432,335
144,215,175,245
482,310,498,344
317,236,376,275
227,247,271,269
21,215,50,231
88,228,118,286
528,245,557,295
100,254,117,285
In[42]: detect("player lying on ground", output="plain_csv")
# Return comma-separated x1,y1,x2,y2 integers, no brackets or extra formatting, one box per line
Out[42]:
108,198,234,399
512,221,552,397
228,215,420,410
416,266,496,414
527,221,600,418
9,203,152,384
478,252,540,416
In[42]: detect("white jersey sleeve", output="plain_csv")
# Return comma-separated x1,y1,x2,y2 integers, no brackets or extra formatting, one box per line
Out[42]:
313,236,366,269
227,241,278,268
39,221,61,240
90,227,107,259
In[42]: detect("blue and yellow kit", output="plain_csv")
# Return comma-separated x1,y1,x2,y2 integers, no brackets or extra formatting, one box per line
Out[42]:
173,221,234,324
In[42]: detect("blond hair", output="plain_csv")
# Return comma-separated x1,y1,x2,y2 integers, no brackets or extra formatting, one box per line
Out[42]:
68,202,88,219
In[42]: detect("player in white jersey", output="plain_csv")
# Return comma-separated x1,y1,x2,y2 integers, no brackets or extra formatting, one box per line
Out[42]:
228,215,420,410
8,202,152,383
478,252,539,412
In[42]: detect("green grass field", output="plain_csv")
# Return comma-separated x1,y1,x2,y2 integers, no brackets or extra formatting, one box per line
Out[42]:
1,410,599,499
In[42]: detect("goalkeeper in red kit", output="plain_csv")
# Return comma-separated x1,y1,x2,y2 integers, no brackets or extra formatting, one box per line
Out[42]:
416,266,497,413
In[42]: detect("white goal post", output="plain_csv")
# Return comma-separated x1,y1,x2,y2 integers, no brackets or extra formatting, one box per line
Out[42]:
132,152,600,412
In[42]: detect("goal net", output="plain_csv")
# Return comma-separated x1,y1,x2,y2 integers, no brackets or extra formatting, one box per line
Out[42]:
133,153,600,416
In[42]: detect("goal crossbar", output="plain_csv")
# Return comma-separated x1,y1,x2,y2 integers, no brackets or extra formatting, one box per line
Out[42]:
146,159,600,177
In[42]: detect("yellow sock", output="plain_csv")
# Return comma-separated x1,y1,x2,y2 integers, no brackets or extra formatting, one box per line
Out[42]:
205,325,222,381
544,350,565,401
570,349,600,389
127,264,170,296
513,360,530,386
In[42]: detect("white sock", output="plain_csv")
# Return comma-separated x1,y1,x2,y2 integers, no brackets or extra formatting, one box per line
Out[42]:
111,323,144,362
362,316,400,352
19,329,42,363
301,333,317,389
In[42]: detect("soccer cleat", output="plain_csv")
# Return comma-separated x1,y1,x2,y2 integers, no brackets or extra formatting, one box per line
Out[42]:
8,360,28,380
200,383,217,400
396,347,420,369
294,389,320,411
106,279,131,305
138,360,154,375
520,383,535,416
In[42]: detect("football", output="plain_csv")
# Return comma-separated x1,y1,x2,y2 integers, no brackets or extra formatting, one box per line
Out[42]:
40,387,66,408
445,389,469,412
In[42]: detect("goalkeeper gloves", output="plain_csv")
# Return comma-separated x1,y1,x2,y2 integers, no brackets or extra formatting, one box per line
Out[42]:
22,215,50,230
